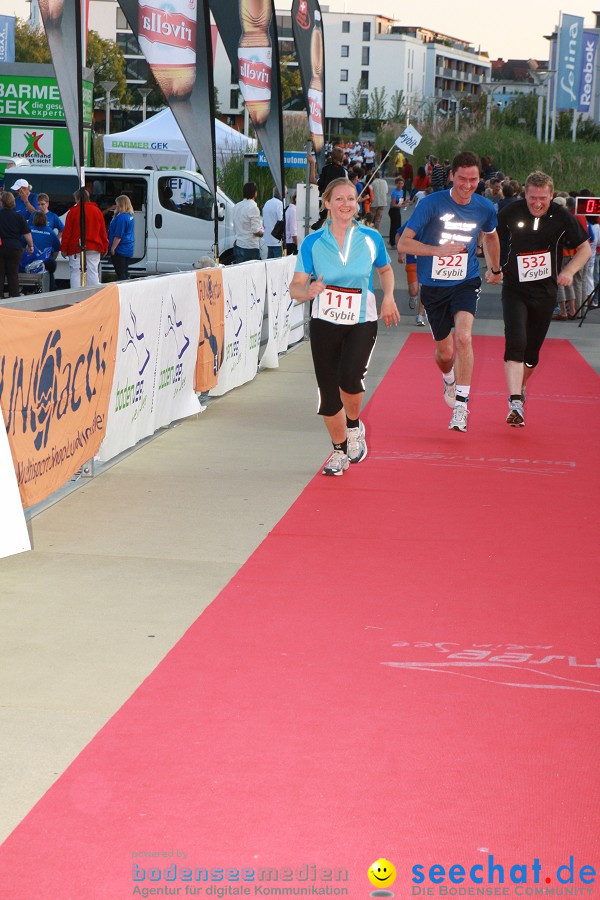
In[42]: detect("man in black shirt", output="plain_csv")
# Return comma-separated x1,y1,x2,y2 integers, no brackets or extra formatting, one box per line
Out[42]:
497,171,591,427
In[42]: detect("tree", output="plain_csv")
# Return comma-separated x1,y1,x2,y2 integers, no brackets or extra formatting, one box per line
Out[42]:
388,89,406,123
86,31,127,105
15,19,51,64
347,82,366,136
368,87,387,127
279,56,302,105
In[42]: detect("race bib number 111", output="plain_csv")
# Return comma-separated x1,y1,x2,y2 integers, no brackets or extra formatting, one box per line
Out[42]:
318,285,362,324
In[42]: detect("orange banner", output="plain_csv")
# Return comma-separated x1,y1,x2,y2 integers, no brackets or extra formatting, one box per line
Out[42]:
0,286,119,508
195,268,225,392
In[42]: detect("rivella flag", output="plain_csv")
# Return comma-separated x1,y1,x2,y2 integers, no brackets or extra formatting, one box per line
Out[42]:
117,0,218,200
291,0,325,171
556,13,584,111
578,31,598,113
210,0,285,199
38,0,83,172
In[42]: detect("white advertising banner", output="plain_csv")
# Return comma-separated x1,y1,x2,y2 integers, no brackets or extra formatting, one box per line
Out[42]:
0,414,30,558
96,273,202,462
260,255,297,369
209,261,267,397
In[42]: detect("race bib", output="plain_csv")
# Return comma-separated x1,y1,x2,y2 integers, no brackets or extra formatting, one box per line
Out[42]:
517,251,551,282
317,285,362,324
432,253,468,281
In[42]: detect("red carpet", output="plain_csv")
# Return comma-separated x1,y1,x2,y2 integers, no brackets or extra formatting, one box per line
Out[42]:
1,335,598,899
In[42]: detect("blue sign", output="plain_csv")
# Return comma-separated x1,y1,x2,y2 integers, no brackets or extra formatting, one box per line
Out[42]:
556,13,584,111
0,15,15,63
578,31,599,112
258,151,307,168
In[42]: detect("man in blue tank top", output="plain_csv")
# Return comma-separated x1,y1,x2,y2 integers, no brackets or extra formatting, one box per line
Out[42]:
398,151,502,432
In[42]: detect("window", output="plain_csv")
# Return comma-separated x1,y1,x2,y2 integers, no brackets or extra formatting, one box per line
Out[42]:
116,8,129,29
341,45,349,57
125,58,151,82
340,69,348,82
117,33,142,55
339,94,348,106
230,89,240,109
342,20,350,33
361,70,369,90
158,176,214,221
362,47,369,65
362,21,371,41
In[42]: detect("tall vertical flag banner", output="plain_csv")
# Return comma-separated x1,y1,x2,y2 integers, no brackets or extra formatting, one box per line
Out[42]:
555,13,585,111
0,15,16,63
117,0,218,213
291,0,325,172
210,0,285,199
38,0,85,174
578,31,598,113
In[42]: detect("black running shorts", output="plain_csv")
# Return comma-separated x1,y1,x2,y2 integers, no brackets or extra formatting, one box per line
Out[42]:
309,318,378,416
420,277,481,342
502,288,555,367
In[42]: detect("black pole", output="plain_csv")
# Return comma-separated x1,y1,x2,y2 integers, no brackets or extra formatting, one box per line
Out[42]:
75,0,87,285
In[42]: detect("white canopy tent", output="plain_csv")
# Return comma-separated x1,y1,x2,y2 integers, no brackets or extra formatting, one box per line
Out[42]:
103,108,256,171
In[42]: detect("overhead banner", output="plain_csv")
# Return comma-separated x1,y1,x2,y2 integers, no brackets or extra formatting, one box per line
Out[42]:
195,268,225,393
578,31,598,113
117,0,218,202
0,15,16,63
259,254,297,369
209,0,285,198
291,0,325,172
556,13,584,111
38,0,85,173
96,274,202,463
209,260,266,397
0,287,119,508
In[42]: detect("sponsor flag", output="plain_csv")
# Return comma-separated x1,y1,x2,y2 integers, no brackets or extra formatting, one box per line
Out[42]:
0,287,119,508
195,268,225,392
395,124,422,155
117,0,219,213
556,13,584,111
0,15,16,63
291,0,325,172
578,31,598,113
38,0,85,175
209,0,285,199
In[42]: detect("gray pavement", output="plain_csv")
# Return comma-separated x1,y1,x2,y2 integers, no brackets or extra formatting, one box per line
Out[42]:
0,229,598,844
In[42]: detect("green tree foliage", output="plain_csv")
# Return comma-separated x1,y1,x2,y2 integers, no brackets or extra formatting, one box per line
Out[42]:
15,19,51,64
388,89,406,122
367,87,387,126
86,31,127,105
280,56,302,105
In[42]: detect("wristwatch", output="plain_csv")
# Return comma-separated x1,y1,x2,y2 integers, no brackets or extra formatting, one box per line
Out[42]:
490,268,501,274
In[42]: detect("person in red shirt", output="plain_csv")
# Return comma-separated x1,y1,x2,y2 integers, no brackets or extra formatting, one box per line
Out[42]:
60,188,108,288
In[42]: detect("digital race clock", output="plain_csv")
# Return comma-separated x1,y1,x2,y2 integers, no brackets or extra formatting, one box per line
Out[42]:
575,196,600,215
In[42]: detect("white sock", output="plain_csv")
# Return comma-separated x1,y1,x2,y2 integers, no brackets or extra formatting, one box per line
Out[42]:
442,368,455,385
456,384,470,405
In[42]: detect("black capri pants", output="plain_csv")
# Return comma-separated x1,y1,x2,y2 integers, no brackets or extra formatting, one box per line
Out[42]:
310,317,378,416
502,288,555,368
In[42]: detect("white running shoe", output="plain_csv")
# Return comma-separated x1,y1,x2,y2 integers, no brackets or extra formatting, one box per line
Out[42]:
449,404,469,432
443,378,456,408
322,448,350,476
347,421,367,464
415,315,426,326
506,399,525,427
408,293,418,310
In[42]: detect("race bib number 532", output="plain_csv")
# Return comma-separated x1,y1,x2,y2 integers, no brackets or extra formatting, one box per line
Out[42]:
318,285,362,324
517,251,551,282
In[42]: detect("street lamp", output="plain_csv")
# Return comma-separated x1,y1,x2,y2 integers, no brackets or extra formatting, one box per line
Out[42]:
138,87,152,121
100,80,117,135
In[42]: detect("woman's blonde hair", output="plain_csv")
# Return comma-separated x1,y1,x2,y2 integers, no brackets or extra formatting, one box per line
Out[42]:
321,177,358,218
115,194,134,215
1,191,16,209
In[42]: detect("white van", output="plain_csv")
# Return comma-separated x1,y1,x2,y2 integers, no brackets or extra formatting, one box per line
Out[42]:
2,166,236,280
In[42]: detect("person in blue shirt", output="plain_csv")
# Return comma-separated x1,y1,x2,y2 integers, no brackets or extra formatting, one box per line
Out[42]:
290,177,399,476
397,151,502,433
107,194,135,280
27,211,60,291
12,178,39,218
31,193,64,233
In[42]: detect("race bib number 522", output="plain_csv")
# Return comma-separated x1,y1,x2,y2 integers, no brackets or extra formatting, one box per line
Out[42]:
318,285,362,324
432,253,468,281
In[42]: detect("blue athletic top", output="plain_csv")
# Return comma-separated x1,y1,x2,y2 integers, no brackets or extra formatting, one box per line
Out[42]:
30,210,64,233
296,220,390,322
29,224,60,255
15,193,38,218
405,189,497,286
108,212,135,257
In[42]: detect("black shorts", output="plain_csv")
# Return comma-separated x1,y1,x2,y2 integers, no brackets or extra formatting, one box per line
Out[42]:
309,318,378,416
502,287,555,368
420,277,481,342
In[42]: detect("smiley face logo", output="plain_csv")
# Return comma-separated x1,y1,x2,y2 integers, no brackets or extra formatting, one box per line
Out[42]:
368,858,396,888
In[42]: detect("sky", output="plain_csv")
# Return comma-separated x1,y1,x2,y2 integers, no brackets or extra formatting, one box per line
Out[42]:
5,0,598,63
